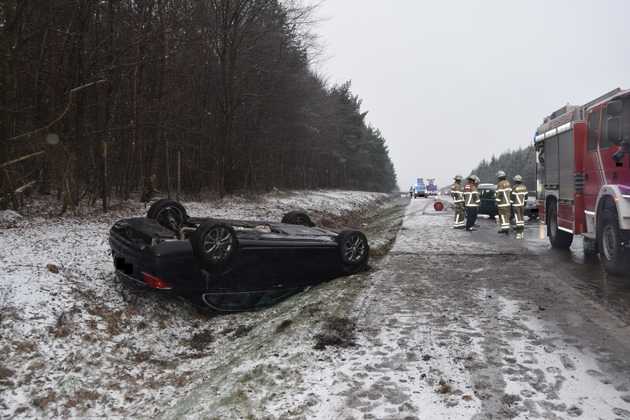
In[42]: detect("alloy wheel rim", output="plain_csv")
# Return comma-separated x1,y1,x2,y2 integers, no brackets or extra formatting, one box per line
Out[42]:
203,227,234,262
344,234,366,263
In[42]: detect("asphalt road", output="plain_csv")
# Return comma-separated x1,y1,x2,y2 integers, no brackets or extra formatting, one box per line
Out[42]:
307,197,630,419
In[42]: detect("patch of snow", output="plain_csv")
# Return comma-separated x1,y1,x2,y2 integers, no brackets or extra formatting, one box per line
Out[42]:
0,209,22,223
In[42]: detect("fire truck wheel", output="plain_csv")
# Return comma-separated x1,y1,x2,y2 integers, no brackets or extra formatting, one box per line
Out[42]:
598,209,630,275
547,200,572,249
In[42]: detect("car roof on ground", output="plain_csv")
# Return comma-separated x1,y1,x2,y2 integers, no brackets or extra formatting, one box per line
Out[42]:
478,183,496,189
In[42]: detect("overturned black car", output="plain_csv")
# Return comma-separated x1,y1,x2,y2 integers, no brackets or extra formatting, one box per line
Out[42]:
109,199,369,311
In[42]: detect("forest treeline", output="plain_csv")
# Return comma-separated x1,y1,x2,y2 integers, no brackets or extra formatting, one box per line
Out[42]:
0,0,397,210
469,146,535,188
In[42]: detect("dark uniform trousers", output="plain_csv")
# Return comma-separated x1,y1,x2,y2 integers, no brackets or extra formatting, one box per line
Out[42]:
463,182,480,230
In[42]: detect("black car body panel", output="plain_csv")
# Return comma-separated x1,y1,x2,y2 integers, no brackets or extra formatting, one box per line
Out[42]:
109,216,355,295
478,184,498,217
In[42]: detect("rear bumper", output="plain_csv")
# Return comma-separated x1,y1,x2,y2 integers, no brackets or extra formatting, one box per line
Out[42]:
109,232,202,291
115,269,149,288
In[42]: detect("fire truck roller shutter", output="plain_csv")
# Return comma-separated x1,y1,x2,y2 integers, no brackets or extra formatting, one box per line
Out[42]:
546,134,560,188
558,129,575,201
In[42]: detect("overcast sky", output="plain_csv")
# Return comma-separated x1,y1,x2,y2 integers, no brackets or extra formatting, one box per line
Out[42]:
313,0,630,189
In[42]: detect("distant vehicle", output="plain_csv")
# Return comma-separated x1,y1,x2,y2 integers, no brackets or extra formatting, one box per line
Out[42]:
478,183,498,218
413,178,427,198
109,199,369,311
426,179,438,196
477,184,537,221
535,88,630,274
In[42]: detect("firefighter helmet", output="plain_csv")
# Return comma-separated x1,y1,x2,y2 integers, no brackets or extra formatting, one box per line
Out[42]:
472,175,480,183
513,174,523,182
454,175,463,181
496,170,506,179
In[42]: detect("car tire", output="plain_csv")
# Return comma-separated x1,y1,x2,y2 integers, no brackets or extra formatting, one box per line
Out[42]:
147,199,188,232
281,211,315,227
337,230,369,274
597,209,630,275
547,199,572,249
190,222,238,272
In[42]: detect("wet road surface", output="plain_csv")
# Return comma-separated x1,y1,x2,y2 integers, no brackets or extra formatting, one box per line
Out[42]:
523,222,630,326
303,197,630,419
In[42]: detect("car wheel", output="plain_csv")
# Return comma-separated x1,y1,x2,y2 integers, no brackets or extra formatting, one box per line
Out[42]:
547,199,572,249
281,211,315,227
191,222,238,272
147,199,188,232
337,230,369,274
597,209,630,275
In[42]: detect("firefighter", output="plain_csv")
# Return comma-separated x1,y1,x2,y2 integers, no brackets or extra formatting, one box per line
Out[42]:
511,174,528,239
495,170,512,234
472,175,482,227
450,175,465,229
463,175,480,231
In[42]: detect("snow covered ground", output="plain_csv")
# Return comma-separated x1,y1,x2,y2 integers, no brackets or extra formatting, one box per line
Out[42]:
160,197,630,419
6,194,627,419
0,190,393,419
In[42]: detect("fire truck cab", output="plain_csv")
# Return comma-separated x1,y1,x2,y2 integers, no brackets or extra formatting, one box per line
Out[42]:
535,88,630,275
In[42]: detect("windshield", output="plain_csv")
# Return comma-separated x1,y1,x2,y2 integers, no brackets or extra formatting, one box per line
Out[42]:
480,189,495,199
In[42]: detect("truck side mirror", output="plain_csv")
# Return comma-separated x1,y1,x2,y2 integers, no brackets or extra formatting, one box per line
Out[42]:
608,116,622,145
607,100,623,116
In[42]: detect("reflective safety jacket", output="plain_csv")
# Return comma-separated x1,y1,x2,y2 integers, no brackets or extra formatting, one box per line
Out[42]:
463,182,480,207
495,179,512,208
511,183,528,207
450,182,464,204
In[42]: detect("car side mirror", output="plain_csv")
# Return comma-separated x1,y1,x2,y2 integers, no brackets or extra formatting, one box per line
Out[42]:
608,117,622,145
607,100,623,116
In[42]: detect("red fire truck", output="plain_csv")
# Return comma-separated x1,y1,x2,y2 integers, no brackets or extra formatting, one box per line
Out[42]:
535,88,630,275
